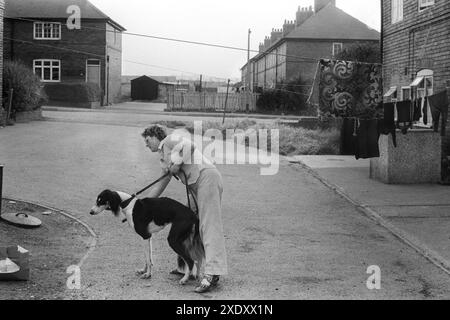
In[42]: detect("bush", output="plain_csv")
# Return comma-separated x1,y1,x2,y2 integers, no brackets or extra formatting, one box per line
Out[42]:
256,77,312,115
335,42,381,64
3,61,47,112
44,82,102,103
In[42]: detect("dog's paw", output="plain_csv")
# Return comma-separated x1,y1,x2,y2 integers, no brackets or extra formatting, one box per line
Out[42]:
179,277,189,285
140,272,152,279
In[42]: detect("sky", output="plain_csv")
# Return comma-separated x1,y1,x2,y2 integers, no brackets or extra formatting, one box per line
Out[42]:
90,0,381,82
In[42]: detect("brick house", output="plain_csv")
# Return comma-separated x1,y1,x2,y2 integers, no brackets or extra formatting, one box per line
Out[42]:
4,0,126,105
0,0,4,107
241,0,380,90
382,0,450,172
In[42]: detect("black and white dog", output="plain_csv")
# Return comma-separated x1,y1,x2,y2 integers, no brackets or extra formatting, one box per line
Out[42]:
90,190,205,285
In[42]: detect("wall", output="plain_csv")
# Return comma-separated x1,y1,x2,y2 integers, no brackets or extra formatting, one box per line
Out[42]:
382,0,450,168
106,22,122,104
0,0,4,108
4,19,108,103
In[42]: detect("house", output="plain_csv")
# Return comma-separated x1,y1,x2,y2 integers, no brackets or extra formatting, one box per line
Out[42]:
0,0,4,106
382,0,450,151
3,0,126,106
241,0,380,90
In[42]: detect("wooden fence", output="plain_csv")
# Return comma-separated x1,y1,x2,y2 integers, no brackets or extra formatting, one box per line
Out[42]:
166,92,260,112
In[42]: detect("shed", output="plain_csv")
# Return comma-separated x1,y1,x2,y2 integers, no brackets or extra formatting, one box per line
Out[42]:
131,76,160,101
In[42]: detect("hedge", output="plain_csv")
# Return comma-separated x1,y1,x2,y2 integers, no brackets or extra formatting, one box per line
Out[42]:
3,61,47,112
44,82,102,103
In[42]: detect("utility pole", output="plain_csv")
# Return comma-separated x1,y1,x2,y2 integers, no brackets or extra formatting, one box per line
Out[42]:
246,28,252,113
222,79,231,125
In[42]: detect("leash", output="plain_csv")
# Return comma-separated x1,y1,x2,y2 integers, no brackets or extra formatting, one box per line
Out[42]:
178,169,199,216
120,172,171,216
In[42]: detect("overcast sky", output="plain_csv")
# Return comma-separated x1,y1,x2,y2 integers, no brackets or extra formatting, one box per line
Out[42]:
90,0,381,81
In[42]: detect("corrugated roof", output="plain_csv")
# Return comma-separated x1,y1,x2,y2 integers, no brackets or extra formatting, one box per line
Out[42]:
285,3,379,40
5,0,126,30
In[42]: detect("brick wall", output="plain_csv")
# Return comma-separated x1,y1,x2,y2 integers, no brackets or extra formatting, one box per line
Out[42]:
0,0,4,108
3,18,124,106
382,0,450,167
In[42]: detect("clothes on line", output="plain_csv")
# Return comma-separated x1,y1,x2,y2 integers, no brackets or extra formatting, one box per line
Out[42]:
354,119,380,160
428,90,449,137
378,102,397,148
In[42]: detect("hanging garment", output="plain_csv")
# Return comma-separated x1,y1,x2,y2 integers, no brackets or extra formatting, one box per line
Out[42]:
422,97,428,125
396,100,413,134
413,98,422,122
428,91,449,137
355,119,380,160
378,102,397,147
318,59,383,118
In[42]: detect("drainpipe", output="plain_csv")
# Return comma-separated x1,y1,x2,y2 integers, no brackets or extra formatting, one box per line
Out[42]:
106,55,110,105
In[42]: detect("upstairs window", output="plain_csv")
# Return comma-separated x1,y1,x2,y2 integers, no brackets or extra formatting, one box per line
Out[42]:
419,0,435,11
392,0,404,24
34,22,61,40
332,43,343,57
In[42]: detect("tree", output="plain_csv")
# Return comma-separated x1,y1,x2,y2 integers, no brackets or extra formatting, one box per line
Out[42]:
335,42,381,64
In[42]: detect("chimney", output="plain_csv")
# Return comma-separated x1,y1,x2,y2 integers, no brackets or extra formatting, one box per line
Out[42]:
270,28,283,45
314,0,336,13
282,20,295,37
259,42,265,53
264,36,271,50
296,6,314,26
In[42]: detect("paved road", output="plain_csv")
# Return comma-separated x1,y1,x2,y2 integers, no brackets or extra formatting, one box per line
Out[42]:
1,114,450,299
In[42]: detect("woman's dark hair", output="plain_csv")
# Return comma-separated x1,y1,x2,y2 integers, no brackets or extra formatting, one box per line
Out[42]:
141,125,167,142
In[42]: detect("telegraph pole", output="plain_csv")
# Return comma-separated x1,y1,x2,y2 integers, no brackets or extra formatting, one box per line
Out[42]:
246,28,252,113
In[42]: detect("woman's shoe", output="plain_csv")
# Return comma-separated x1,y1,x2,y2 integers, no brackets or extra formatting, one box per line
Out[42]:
195,275,220,293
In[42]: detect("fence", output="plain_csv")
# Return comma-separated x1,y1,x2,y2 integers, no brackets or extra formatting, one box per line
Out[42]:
166,92,260,113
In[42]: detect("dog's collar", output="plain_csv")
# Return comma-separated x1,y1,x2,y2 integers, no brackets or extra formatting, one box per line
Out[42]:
120,195,136,224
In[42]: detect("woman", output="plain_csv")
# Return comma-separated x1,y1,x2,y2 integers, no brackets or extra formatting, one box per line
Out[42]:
141,125,228,293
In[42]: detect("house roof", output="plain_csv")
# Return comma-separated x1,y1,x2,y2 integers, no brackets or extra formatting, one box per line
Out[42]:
5,0,126,31
285,3,379,41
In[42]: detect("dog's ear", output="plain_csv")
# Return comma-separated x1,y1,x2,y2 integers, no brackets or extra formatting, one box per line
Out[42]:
107,191,122,216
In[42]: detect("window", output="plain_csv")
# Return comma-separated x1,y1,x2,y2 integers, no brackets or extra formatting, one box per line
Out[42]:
384,86,398,101
34,22,61,40
33,59,61,82
419,0,435,11
332,43,343,57
401,87,411,101
392,0,404,24
410,69,433,127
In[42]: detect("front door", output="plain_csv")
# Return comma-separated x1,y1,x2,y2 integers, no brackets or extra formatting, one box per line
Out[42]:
86,59,101,87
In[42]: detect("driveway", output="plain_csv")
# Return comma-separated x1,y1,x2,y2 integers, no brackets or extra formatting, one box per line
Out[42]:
1,115,450,299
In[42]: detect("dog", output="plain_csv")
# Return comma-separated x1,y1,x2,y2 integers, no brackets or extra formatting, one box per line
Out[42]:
90,190,205,285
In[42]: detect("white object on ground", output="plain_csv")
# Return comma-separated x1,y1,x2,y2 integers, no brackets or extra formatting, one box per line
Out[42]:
0,258,20,274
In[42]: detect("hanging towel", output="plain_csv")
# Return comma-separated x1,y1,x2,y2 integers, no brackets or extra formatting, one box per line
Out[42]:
413,98,422,122
422,97,428,125
396,100,413,134
355,119,380,160
378,102,397,147
428,91,449,137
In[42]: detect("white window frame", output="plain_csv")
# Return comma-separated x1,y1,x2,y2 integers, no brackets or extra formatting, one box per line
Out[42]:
332,43,343,57
419,0,435,11
33,59,61,82
411,69,434,127
392,0,404,24
34,22,61,40
401,86,412,101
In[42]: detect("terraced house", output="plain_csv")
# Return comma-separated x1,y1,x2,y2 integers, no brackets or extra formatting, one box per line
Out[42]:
3,0,126,106
241,0,380,91
382,0,450,177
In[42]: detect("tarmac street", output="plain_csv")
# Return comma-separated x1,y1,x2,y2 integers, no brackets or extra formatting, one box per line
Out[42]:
1,109,450,299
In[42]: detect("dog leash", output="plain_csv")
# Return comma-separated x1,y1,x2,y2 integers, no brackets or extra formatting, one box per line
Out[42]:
178,169,199,216
120,172,171,213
